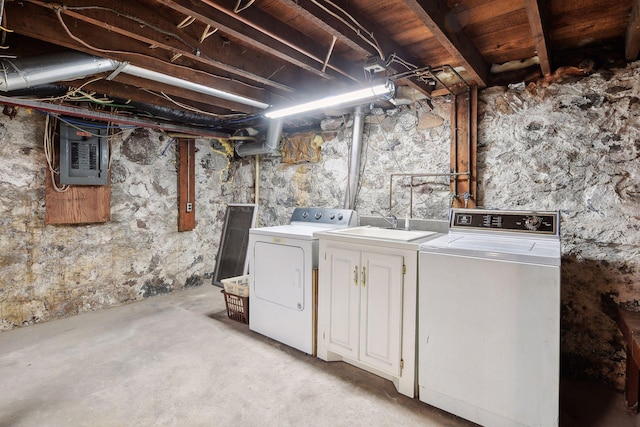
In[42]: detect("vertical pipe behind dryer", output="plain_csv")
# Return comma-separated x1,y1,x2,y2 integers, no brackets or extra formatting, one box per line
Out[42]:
344,106,365,210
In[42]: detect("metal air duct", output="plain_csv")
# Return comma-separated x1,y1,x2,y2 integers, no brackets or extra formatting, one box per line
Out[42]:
344,105,365,210
235,118,283,157
0,52,270,109
0,52,118,91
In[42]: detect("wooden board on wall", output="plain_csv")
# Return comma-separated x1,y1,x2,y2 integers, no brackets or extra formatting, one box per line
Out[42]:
45,172,111,224
450,84,478,208
177,139,196,231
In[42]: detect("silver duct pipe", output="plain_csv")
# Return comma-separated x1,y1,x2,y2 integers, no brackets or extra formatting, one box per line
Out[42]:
235,118,283,157
0,52,118,91
0,52,270,109
344,105,365,209
119,64,269,109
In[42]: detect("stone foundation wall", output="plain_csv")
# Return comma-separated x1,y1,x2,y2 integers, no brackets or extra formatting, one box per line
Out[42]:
477,68,640,388
256,96,453,227
257,64,640,389
2,63,640,389
0,112,254,330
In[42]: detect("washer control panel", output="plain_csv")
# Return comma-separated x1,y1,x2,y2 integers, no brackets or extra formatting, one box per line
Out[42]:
450,208,558,236
291,207,357,227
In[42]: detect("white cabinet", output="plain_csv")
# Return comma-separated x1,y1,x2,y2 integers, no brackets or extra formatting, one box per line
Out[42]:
317,239,419,398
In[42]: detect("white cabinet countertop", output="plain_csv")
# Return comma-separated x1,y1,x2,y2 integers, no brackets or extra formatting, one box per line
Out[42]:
314,226,442,250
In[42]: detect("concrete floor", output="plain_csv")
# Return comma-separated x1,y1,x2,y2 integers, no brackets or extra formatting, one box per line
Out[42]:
0,285,636,427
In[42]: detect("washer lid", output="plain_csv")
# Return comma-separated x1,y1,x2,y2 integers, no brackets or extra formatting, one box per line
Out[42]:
420,233,561,266
250,223,341,240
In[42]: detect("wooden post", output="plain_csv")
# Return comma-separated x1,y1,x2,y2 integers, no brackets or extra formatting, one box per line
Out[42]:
177,139,196,231
450,84,477,208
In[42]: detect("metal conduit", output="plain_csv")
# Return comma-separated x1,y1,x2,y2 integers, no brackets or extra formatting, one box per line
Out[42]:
344,105,365,209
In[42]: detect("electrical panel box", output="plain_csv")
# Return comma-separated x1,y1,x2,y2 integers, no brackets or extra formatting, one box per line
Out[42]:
59,119,109,185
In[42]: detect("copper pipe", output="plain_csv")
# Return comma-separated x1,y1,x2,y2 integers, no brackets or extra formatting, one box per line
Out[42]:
388,172,470,215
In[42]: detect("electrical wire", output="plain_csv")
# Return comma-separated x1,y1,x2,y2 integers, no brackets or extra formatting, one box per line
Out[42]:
60,4,194,53
310,0,384,59
51,6,271,95
54,114,134,137
0,0,12,43
386,53,418,71
234,0,256,13
149,89,247,120
43,115,69,192
211,143,233,183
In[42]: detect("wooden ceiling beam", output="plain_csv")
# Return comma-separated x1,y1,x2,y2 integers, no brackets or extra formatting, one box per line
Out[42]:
4,1,267,113
400,0,489,87
24,0,295,94
157,0,363,83
77,78,240,117
275,0,435,96
524,0,552,76
626,0,640,61
274,0,378,59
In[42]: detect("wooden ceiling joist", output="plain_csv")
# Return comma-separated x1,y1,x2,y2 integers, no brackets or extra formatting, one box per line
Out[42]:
524,0,552,76
275,0,373,58
157,0,363,83
6,1,270,114
277,0,436,96
400,0,490,87
25,0,295,94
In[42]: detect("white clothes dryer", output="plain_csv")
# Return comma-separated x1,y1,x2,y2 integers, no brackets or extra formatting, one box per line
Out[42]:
248,208,357,355
418,208,561,427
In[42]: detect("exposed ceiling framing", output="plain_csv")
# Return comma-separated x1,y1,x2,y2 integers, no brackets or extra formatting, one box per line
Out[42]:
0,0,636,134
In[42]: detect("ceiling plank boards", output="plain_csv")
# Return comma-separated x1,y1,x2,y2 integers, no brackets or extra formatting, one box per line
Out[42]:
24,0,296,94
4,1,268,113
272,0,436,95
266,0,373,58
400,0,490,87
0,0,636,132
157,0,363,83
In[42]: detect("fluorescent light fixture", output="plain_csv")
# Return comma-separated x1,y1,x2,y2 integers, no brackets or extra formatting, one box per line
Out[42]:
264,80,395,119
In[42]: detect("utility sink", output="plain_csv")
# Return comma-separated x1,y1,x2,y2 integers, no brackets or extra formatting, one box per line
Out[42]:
332,226,437,242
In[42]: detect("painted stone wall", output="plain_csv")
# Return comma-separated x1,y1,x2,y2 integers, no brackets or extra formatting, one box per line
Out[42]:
0,111,254,330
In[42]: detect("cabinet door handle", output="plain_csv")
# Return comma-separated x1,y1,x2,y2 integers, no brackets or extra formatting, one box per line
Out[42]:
361,266,366,287
354,266,359,285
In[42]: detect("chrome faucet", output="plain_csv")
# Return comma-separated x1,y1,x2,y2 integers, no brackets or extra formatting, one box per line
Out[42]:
372,210,398,229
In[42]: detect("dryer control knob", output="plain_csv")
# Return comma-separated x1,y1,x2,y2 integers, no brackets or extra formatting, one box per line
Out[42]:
302,211,309,219
315,212,322,220
524,215,542,231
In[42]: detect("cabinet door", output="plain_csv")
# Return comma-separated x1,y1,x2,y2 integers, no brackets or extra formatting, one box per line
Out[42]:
359,251,404,375
326,246,361,359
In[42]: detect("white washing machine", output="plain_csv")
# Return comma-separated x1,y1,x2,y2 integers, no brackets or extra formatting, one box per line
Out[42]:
248,207,357,355
418,208,561,427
